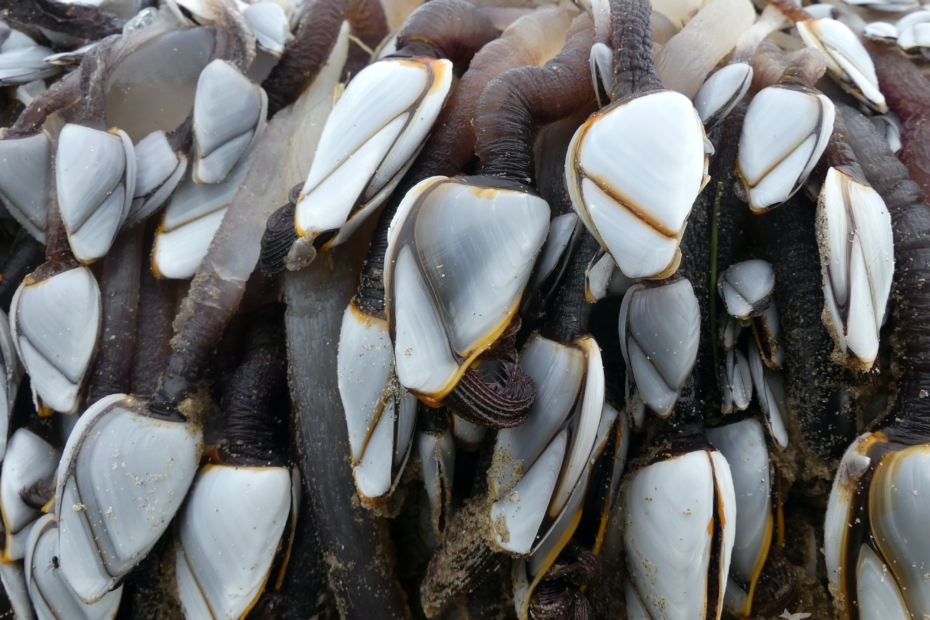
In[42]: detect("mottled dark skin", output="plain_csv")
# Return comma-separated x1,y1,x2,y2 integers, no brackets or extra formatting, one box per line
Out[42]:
867,42,930,206
4,69,83,138
392,0,499,73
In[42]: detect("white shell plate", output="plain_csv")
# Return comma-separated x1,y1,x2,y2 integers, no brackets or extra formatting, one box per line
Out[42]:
296,58,453,241
1,429,59,561
11,266,101,414
176,465,291,620
56,395,202,603
388,178,549,397
567,90,707,278
25,514,121,620
738,86,835,211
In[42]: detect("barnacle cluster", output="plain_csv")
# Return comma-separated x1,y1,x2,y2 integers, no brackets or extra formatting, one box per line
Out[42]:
0,0,927,617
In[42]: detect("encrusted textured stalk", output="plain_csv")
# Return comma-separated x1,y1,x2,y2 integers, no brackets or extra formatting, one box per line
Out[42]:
420,498,502,617
608,0,663,100
129,225,180,400
752,194,855,465
540,230,599,345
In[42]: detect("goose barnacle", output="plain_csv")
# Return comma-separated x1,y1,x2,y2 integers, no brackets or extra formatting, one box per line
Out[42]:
289,0,494,265
566,0,710,280
737,48,835,212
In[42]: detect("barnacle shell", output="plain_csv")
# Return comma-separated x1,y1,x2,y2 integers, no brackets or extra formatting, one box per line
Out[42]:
585,249,632,302
747,340,789,449
55,395,202,604
511,401,618,620
738,85,835,212
722,345,752,413
175,464,292,620
384,176,549,403
843,0,917,12
192,59,267,185
825,432,883,616
864,21,900,44
57,124,136,263
867,445,930,615
694,62,753,129
25,514,122,620
797,18,887,113
0,131,52,242
419,426,455,536
338,303,417,502
895,9,930,58
566,90,709,280
127,130,187,227
452,415,485,447
0,30,58,86
870,114,902,154
620,448,736,620
0,560,34,620
817,167,894,370
295,57,453,253
1,429,59,562
0,310,21,462
619,279,700,417
11,266,101,415
152,151,253,279
243,2,294,56
489,335,605,556
718,259,775,320
708,419,773,617
856,545,909,619
523,213,582,314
